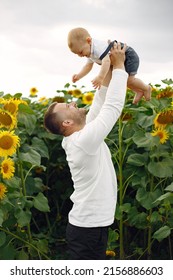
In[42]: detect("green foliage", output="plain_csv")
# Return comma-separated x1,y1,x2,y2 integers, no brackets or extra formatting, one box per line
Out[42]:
106,82,173,260
0,81,173,260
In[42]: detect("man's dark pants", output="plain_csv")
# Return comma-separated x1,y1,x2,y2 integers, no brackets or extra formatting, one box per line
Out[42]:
66,222,109,260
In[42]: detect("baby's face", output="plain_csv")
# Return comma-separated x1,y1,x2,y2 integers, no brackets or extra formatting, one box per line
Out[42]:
78,42,91,57
73,41,91,58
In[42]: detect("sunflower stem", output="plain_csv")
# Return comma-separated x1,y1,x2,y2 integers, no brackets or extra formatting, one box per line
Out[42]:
0,227,49,260
17,148,32,243
118,118,124,259
147,175,154,259
17,149,26,197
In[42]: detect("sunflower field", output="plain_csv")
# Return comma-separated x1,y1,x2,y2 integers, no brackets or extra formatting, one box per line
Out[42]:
0,79,173,260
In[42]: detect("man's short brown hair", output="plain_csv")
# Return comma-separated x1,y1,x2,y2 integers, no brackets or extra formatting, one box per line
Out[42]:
44,102,64,135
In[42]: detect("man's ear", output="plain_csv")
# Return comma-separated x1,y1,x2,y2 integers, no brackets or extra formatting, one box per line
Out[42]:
62,119,74,127
86,37,92,45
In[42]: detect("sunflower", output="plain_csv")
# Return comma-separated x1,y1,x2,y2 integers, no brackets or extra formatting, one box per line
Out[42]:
156,87,173,99
1,98,28,115
72,89,82,98
151,128,169,144
82,92,94,105
38,97,49,106
121,112,133,121
35,166,44,174
0,130,20,157
0,158,15,179
106,250,116,257
0,109,17,130
30,87,38,97
0,183,7,200
52,96,65,103
151,87,160,94
39,97,46,102
154,110,173,128
67,90,73,95
0,98,19,115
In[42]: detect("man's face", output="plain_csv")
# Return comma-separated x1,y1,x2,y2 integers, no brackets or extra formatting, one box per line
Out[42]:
53,102,87,125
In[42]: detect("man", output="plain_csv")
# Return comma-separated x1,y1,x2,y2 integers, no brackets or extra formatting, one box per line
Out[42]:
44,43,128,260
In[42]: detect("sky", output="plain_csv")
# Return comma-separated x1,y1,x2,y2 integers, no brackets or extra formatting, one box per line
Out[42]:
0,0,173,98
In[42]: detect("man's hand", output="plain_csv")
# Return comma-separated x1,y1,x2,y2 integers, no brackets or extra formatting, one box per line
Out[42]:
110,42,126,70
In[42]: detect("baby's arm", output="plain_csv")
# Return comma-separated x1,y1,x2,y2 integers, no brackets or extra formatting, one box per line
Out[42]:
92,54,111,89
72,62,94,83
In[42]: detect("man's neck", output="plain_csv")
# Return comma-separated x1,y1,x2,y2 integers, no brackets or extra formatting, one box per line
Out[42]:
63,124,85,137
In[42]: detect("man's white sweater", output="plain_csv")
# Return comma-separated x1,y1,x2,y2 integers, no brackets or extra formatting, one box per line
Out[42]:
62,69,128,227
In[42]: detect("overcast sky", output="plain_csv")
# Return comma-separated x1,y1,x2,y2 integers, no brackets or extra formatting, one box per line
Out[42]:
0,0,172,98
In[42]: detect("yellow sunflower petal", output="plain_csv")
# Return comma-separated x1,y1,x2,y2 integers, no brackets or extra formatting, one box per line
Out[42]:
106,250,116,257
151,128,169,144
0,109,17,130
72,89,82,98
82,92,94,105
1,98,28,115
154,110,173,128
156,87,173,99
0,158,15,179
30,87,38,97
0,183,7,200
0,130,20,157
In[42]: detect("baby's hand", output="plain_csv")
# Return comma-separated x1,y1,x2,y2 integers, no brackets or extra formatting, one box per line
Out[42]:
72,74,80,83
91,76,103,89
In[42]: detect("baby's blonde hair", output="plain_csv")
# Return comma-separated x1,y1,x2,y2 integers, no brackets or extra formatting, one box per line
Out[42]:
67,27,91,51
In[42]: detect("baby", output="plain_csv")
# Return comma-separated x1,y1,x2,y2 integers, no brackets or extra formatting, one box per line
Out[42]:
67,27,151,104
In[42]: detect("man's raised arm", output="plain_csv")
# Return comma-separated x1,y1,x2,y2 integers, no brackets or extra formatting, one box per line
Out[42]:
77,43,128,154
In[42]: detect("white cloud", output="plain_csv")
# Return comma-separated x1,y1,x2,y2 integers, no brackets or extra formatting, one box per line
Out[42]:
82,0,110,8
0,0,172,97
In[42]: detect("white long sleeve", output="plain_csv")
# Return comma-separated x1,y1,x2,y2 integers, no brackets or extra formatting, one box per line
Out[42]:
86,85,107,123
62,69,128,227
76,69,128,154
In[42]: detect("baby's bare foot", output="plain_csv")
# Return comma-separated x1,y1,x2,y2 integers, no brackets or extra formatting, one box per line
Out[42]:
133,92,144,104
144,85,151,101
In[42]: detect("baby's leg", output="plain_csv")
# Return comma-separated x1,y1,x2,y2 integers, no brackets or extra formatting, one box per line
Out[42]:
127,76,144,104
128,75,151,104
